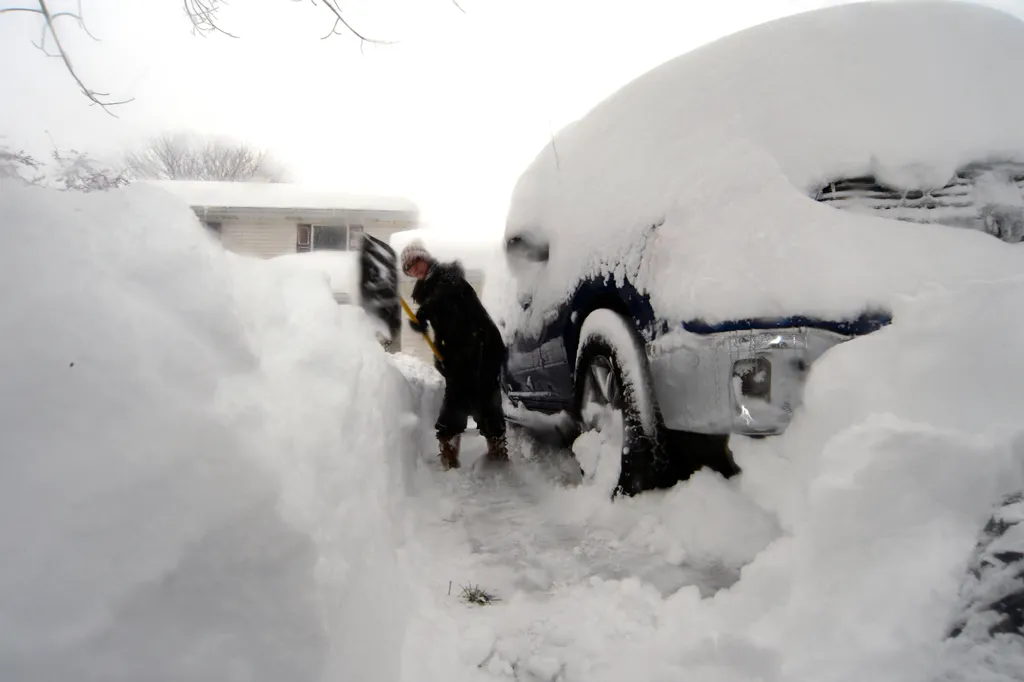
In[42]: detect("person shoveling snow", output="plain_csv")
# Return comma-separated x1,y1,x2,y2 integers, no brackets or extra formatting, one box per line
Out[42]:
401,239,509,472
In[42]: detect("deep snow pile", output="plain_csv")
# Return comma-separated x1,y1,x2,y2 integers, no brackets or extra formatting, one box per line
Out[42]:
414,278,1024,682
0,182,427,681
269,250,361,304
500,1,1024,335
728,280,1024,682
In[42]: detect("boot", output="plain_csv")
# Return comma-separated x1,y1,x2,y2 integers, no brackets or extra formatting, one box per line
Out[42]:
438,434,461,470
484,434,509,463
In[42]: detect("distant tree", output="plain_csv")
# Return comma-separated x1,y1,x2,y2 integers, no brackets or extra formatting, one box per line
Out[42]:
0,1,465,115
123,132,287,183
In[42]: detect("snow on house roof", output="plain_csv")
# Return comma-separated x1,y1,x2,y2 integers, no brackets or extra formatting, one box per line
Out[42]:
504,1,1024,328
144,180,418,214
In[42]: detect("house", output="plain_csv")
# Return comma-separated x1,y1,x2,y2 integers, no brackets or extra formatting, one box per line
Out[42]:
148,179,417,351
146,180,418,259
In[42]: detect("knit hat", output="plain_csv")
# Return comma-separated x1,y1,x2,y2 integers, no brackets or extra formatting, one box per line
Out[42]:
400,238,433,275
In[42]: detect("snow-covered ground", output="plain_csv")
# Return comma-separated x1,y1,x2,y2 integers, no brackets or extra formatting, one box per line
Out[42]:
4,180,1020,681
4,4,1024,678
400,272,1024,681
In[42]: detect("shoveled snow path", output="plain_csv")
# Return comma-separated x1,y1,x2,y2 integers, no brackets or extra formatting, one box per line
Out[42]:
400,426,783,680
412,432,740,599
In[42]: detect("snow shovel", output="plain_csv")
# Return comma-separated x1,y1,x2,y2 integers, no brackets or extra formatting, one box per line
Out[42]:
400,296,444,364
356,233,443,363
357,234,401,347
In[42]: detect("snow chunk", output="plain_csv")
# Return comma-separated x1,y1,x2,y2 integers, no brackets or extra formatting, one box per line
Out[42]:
524,654,562,681
388,352,445,466
269,250,360,304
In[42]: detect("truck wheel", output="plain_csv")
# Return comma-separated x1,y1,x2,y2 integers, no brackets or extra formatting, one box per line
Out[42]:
573,310,663,497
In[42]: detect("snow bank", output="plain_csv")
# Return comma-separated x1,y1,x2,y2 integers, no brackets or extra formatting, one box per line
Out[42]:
0,183,423,681
386,352,446,470
270,250,361,304
503,1,1024,334
721,279,1024,682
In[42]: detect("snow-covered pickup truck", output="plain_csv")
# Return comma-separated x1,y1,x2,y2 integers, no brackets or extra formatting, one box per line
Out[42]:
496,1,1024,496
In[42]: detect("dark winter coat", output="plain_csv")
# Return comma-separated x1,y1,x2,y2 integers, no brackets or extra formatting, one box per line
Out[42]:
411,261,505,383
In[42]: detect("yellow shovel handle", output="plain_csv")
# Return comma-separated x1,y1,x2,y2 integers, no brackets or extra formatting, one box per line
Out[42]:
400,296,443,363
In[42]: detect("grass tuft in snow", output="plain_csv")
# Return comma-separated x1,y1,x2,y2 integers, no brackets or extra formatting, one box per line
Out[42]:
460,583,500,606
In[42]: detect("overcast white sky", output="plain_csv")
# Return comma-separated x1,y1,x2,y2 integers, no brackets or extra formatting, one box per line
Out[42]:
2,0,1022,244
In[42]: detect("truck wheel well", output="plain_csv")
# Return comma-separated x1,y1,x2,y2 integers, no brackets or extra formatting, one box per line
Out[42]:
566,294,632,369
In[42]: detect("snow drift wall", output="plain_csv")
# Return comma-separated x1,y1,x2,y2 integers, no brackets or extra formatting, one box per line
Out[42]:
0,182,423,681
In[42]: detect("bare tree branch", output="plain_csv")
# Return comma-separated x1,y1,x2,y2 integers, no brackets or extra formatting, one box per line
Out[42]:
183,0,237,38
5,0,468,111
38,0,134,114
3,1,134,116
66,0,101,42
297,0,392,46
315,0,392,44
0,6,42,15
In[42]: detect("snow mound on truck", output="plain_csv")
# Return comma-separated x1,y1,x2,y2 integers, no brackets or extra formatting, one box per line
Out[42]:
503,1,1024,334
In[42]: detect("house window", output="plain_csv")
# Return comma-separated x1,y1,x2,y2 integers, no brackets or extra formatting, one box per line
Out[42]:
347,224,364,250
312,225,347,251
297,224,312,252
298,224,365,252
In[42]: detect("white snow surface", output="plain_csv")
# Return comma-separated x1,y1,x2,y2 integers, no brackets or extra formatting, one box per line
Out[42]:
144,179,418,214
5,174,1024,680
415,280,1024,682
0,182,427,681
502,1,1024,335
270,250,361,303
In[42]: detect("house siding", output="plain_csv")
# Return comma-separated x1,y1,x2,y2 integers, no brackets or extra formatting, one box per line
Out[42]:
215,220,410,261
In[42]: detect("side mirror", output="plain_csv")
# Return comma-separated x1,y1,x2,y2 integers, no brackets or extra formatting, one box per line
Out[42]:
505,234,549,263
358,234,401,346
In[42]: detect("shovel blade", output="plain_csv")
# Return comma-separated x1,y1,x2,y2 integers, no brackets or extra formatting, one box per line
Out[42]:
359,234,401,347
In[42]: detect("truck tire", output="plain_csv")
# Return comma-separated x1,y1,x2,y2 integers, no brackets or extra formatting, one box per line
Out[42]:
573,310,664,497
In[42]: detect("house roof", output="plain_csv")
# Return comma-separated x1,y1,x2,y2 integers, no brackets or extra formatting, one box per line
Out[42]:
144,180,418,214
